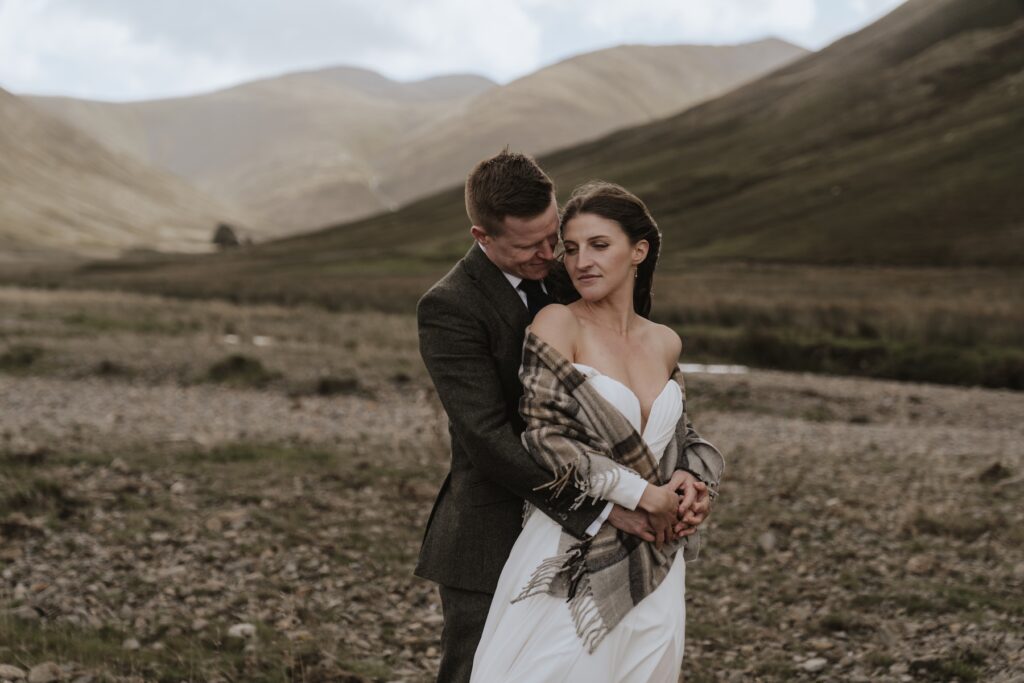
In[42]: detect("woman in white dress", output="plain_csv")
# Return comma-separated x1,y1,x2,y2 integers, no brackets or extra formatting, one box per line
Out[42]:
472,181,722,682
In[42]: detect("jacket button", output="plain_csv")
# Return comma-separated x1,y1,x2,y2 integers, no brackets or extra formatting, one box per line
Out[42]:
559,513,567,520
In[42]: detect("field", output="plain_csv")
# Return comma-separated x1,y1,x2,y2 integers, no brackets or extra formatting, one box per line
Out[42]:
3,259,1023,391
1,285,1022,682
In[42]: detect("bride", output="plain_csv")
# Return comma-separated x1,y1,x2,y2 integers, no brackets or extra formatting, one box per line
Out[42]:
471,181,725,682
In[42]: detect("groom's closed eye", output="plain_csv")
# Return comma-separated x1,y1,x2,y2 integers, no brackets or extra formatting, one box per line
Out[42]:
518,238,557,251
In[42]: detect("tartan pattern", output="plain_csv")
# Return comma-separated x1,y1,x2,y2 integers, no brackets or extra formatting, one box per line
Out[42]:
511,330,725,653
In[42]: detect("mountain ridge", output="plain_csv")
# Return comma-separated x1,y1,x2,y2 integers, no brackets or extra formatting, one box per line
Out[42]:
25,39,806,237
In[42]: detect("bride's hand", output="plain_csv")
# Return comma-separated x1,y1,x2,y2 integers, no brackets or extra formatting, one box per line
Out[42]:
663,471,703,539
638,483,682,550
665,471,698,510
675,481,711,535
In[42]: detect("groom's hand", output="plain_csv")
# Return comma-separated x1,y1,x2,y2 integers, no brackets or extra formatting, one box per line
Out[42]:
607,504,656,542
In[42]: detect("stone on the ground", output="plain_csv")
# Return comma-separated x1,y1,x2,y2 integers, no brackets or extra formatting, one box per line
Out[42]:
0,664,27,680
13,605,39,621
27,662,61,683
801,657,828,673
227,622,256,639
905,554,935,574
757,530,776,553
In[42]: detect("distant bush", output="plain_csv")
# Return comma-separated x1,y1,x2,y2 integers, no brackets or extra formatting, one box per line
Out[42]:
213,222,240,249
315,375,363,396
689,326,1024,390
0,344,44,372
0,476,84,520
207,354,279,388
94,359,133,377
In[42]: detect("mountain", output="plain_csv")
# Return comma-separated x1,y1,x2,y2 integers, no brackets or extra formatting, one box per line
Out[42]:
27,40,805,235
0,86,251,257
261,0,1024,267
372,39,808,212
27,68,496,237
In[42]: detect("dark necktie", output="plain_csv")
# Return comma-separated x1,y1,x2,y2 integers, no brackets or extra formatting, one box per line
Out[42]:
517,278,551,322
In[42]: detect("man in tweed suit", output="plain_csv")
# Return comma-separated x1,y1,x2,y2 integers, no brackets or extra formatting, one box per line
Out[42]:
414,150,710,682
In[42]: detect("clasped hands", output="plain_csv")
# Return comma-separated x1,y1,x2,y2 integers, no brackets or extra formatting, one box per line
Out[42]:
608,471,711,549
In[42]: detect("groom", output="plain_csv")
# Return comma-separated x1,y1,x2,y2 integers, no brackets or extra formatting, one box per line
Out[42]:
414,149,711,682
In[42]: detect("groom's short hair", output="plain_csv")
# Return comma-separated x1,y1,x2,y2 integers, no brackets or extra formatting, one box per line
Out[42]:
465,148,554,236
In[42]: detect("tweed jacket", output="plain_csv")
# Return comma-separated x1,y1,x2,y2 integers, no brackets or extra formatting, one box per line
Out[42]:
413,241,608,593
513,329,725,651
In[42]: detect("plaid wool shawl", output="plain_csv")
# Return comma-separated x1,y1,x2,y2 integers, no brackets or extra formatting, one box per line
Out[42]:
512,330,725,653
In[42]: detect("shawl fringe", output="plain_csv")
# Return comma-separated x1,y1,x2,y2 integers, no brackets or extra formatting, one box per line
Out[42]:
534,453,625,511
510,535,610,653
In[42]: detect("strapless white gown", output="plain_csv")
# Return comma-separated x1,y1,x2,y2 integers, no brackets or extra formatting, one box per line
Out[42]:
471,363,686,683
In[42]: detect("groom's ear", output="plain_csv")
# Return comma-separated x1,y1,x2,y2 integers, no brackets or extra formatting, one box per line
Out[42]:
470,225,489,244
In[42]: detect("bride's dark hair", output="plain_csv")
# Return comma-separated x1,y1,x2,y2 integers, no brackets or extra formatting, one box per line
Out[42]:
559,181,661,319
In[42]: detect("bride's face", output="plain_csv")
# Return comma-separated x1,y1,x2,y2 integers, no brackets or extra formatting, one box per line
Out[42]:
562,213,648,302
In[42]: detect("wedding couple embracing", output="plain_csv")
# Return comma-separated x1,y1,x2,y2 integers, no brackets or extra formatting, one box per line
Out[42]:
414,148,725,682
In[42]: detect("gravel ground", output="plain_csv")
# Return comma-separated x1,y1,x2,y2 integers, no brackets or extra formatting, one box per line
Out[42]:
1,287,1022,682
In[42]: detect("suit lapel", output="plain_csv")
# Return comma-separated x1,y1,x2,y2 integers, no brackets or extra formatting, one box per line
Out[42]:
461,241,530,334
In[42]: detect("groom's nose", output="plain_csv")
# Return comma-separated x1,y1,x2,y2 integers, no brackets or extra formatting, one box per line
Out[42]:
536,239,554,261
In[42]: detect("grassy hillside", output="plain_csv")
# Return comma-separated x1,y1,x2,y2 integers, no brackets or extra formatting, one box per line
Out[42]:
279,0,1023,267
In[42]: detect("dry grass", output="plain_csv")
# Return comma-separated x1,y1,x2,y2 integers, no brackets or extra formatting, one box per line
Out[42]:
4,259,1023,389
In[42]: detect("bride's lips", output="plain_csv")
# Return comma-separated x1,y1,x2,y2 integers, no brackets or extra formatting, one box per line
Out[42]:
577,274,600,283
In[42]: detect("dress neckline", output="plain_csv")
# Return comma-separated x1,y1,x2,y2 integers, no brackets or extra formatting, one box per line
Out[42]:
572,363,676,438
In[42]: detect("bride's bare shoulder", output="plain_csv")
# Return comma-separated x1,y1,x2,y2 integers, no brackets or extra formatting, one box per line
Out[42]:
647,321,683,369
527,304,580,360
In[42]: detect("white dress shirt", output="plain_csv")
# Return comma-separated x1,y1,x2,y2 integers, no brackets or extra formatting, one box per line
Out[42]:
479,242,614,535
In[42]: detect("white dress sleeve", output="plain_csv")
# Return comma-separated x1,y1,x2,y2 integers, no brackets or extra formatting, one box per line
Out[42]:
583,467,650,535
589,466,648,510
585,502,614,536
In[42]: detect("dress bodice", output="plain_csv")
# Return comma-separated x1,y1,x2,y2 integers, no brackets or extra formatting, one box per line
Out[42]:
572,363,682,461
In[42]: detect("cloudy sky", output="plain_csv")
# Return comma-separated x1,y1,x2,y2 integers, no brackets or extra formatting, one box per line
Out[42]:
1,0,906,101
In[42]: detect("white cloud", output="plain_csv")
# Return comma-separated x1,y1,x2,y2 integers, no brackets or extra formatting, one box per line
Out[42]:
0,0,252,99
513,0,818,73
849,0,904,12
363,0,542,82
571,0,816,43
0,0,907,101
